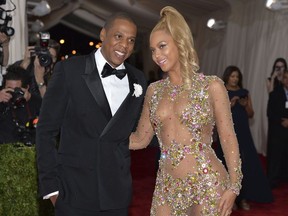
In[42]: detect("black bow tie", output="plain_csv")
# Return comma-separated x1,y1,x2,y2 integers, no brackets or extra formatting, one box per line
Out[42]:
101,63,127,80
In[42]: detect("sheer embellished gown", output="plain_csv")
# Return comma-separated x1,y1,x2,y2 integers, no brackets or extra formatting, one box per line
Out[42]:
130,74,243,216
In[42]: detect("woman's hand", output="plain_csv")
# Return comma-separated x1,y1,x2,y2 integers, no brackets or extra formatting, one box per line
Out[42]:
218,189,236,216
20,46,35,69
238,97,248,107
230,96,239,107
34,56,45,82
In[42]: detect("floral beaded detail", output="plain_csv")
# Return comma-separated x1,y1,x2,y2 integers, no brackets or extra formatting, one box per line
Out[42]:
228,159,242,196
165,79,184,101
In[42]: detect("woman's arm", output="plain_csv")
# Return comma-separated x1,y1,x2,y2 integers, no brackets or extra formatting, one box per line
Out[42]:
129,85,155,150
209,79,243,193
238,93,254,118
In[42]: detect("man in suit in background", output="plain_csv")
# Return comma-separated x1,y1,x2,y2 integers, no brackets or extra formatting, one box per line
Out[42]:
267,70,288,188
36,12,147,216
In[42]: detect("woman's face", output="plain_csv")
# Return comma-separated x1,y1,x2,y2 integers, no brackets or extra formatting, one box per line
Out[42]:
275,61,285,80
150,30,180,73
227,71,239,87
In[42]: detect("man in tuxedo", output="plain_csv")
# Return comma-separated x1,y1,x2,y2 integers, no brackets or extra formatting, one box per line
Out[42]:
267,70,288,188
36,12,147,216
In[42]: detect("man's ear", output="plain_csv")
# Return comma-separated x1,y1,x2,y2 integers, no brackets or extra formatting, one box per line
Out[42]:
100,28,106,42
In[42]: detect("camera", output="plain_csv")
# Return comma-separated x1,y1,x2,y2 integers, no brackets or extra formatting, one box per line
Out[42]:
274,66,284,72
31,32,52,67
8,87,26,109
0,8,14,36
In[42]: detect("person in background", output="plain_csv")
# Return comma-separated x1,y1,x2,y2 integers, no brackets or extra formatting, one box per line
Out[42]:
16,39,60,98
129,6,242,216
0,64,41,145
36,12,147,216
267,70,288,188
218,65,273,210
266,58,287,93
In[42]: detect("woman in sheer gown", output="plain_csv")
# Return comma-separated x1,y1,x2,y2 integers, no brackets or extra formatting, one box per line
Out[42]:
129,6,242,216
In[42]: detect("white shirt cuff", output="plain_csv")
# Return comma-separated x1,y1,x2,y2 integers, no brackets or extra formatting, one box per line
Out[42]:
43,191,59,199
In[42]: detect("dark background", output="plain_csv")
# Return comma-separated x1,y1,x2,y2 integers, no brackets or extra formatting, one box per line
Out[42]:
48,24,101,58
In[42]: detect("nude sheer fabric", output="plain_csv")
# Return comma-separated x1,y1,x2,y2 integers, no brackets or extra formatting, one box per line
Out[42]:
130,74,242,216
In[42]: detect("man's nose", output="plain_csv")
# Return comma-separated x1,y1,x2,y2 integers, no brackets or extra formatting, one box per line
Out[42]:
120,39,128,48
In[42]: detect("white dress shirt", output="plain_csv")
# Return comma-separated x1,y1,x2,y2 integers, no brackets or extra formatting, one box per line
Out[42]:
95,48,129,115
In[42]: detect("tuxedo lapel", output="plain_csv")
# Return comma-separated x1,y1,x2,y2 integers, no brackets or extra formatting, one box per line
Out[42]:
101,64,139,136
82,52,112,121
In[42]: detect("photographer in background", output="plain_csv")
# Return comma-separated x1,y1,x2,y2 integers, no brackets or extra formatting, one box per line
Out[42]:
0,64,42,145
15,33,60,98
267,70,288,188
266,58,287,93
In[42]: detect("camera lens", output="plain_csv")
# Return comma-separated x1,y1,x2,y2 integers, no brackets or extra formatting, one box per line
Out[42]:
38,54,52,67
5,26,14,36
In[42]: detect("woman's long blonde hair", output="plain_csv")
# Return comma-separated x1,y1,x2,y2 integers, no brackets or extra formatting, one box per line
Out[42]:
151,6,199,89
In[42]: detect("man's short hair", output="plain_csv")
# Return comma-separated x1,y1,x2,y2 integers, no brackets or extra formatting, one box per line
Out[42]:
103,12,136,30
3,64,29,88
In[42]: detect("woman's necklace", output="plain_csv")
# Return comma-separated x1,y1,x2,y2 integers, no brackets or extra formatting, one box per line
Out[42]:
165,78,184,101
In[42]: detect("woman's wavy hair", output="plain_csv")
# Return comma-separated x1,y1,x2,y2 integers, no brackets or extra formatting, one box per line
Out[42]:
151,6,199,89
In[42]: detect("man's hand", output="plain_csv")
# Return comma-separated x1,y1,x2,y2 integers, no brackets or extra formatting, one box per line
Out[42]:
281,118,288,128
50,194,58,207
21,87,31,102
0,88,13,103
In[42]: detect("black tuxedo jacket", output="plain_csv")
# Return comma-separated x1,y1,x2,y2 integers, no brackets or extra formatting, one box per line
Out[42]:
267,87,288,127
36,51,147,210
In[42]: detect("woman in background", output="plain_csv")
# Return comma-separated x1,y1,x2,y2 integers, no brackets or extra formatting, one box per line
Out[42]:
220,66,273,210
266,58,287,93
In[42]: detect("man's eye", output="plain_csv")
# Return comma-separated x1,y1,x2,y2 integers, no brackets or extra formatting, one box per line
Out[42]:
129,38,135,43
